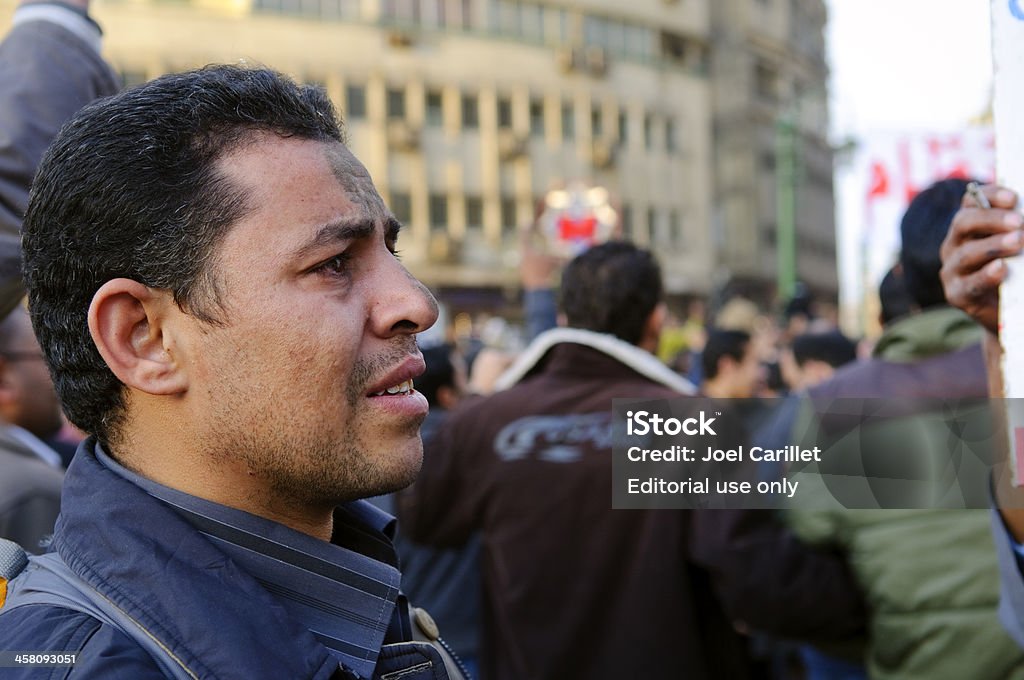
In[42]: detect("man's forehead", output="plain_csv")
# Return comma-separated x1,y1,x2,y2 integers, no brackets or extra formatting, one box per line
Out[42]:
322,143,388,221
215,133,390,223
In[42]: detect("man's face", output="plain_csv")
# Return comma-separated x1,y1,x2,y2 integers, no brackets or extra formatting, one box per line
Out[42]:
176,134,438,510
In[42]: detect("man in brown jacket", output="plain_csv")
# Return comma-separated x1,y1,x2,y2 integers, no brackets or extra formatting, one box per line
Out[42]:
400,242,757,679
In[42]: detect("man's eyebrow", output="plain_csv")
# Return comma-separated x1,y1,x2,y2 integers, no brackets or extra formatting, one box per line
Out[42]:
293,218,376,261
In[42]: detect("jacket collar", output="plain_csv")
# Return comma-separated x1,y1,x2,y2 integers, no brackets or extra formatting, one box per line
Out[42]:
873,306,982,362
52,441,368,679
493,327,696,394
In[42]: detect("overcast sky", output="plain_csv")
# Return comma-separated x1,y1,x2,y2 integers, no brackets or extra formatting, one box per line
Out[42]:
825,0,995,325
826,0,993,137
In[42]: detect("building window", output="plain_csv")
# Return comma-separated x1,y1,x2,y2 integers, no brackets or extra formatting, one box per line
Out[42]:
618,111,628,143
386,87,406,119
644,114,654,150
583,15,606,47
647,207,659,242
500,196,517,232
669,210,682,246
381,0,420,24
755,61,778,102
498,96,513,129
591,106,603,138
605,19,626,55
426,90,444,126
666,118,676,153
345,84,366,119
390,192,412,224
461,94,479,128
625,24,654,61
621,204,633,240
315,0,361,20
660,31,686,63
561,102,574,140
429,194,448,230
489,0,516,35
553,7,568,44
529,98,545,137
520,2,543,42
466,196,483,229
453,0,474,29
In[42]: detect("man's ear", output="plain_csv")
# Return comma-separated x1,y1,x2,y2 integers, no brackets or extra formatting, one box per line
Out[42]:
88,279,188,395
639,302,668,353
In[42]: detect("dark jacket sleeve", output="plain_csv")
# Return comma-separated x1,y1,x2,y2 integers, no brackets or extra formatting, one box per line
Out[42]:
0,15,120,236
0,606,164,679
690,508,868,643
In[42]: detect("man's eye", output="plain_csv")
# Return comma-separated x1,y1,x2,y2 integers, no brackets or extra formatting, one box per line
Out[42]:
316,253,351,276
386,236,401,259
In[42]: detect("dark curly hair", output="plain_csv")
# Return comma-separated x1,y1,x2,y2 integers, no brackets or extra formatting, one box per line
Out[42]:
22,65,344,445
559,242,662,345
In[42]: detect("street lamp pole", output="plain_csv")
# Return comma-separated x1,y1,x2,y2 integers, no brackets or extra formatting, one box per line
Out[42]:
775,112,798,302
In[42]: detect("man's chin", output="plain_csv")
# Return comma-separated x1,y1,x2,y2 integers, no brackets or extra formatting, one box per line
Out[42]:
371,439,424,496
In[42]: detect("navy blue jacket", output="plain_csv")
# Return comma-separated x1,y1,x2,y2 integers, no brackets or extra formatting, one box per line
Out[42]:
0,445,399,679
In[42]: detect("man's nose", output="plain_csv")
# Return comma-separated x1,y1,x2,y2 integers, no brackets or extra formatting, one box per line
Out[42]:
370,255,439,338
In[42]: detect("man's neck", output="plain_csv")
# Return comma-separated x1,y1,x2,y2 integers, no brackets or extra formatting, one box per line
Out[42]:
109,433,336,542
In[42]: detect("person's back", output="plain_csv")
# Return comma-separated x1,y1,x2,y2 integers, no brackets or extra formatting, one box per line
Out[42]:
786,178,1024,679
400,243,751,679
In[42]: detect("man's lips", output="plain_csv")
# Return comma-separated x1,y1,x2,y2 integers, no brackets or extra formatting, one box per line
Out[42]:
365,354,426,397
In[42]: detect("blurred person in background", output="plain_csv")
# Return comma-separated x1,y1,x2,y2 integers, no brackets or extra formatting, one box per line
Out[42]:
0,0,120,241
785,177,1024,679
398,242,764,680
0,284,64,553
782,330,859,393
878,264,914,327
756,328,862,680
758,329,860,463
0,305,77,465
939,182,1024,651
0,0,118,552
701,329,764,399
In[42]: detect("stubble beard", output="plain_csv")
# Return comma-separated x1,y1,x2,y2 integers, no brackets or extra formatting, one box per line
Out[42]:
203,339,425,510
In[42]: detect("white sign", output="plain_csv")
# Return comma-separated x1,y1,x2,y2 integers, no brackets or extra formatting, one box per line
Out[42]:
992,0,1024,483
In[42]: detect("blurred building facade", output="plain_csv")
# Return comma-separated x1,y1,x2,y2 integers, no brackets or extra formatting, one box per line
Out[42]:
0,0,835,309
